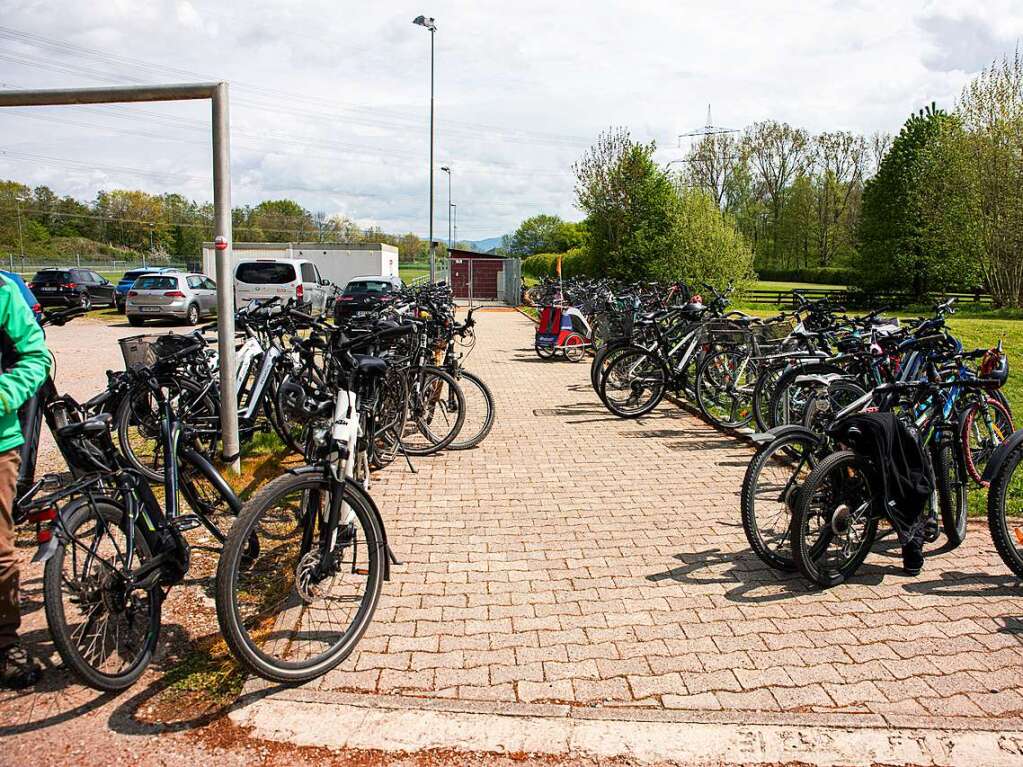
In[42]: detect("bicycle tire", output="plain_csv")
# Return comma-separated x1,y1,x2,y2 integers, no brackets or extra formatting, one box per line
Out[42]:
115,377,217,483
401,366,466,455
44,500,161,691
961,397,1014,486
934,439,968,549
695,348,755,429
741,432,821,571
215,472,384,684
790,450,879,588
448,370,495,450
767,362,847,430
986,440,1023,579
598,346,668,418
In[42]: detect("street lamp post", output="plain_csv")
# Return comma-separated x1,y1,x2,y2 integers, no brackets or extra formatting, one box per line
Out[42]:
413,14,437,282
440,165,452,248
452,203,457,248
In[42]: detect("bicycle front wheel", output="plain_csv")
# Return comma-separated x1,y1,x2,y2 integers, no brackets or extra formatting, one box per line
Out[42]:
791,450,879,588
448,370,496,450
987,438,1023,578
215,472,385,684
44,500,161,691
401,367,466,455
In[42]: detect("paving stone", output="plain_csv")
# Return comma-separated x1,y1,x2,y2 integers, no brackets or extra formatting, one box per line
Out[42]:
312,312,1023,718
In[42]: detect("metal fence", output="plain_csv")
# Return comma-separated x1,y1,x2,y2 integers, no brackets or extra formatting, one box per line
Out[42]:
1,254,192,278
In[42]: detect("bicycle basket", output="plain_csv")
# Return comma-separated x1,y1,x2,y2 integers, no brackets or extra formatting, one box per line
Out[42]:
119,333,196,371
703,319,750,345
757,319,795,342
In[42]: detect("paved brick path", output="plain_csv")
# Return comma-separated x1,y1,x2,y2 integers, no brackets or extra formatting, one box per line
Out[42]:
312,310,1023,722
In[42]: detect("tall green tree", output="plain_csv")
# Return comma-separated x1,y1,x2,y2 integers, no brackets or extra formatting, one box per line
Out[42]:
857,105,969,296
574,127,677,280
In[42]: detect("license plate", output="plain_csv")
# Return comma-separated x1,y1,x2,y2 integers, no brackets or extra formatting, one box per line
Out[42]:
140,306,161,313
39,287,56,292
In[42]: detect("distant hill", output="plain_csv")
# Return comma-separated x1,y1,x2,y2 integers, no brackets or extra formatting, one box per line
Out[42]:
463,236,507,253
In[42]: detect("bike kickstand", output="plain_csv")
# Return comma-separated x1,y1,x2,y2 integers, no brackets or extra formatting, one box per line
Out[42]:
400,446,418,474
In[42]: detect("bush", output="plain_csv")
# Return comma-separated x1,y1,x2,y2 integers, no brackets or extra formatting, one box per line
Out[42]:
522,248,593,278
756,266,856,285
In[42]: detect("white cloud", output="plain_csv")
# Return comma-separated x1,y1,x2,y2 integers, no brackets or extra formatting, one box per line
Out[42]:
0,0,1021,240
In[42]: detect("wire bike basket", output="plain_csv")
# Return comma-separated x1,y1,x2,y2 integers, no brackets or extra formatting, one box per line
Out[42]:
118,334,198,371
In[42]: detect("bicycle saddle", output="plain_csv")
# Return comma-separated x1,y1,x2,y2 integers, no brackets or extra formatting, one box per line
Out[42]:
56,412,112,439
351,354,388,375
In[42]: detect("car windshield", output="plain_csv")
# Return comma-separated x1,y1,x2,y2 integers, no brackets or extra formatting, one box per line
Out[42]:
32,271,70,283
344,281,391,295
236,262,296,284
134,276,178,290
121,270,149,281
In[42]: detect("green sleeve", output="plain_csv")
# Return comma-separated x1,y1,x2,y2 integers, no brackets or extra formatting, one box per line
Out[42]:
0,282,51,416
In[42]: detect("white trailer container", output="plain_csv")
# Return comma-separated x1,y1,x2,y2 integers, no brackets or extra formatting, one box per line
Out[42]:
202,242,399,290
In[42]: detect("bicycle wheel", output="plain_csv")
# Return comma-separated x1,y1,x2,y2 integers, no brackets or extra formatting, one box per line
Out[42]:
752,363,787,431
961,397,1014,486
371,367,408,469
986,439,1023,578
215,472,384,684
535,342,556,359
768,363,847,429
741,432,820,571
401,367,466,455
934,440,968,549
801,380,868,435
591,342,631,400
448,370,495,450
695,348,755,428
43,500,161,691
790,450,879,588
562,333,587,363
116,378,217,483
599,347,667,418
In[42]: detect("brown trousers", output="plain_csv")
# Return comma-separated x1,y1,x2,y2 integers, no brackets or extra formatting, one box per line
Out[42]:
0,449,22,649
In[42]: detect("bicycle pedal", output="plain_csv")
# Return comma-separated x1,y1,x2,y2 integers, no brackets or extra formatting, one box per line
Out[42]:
170,515,203,533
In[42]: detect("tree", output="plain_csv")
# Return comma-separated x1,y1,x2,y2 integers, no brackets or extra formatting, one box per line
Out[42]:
653,188,755,288
574,127,677,279
742,121,810,266
506,214,583,256
809,131,867,266
956,49,1023,307
857,105,969,296
685,132,742,209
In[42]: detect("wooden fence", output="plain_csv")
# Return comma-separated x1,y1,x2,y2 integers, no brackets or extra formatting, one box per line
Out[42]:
745,288,994,308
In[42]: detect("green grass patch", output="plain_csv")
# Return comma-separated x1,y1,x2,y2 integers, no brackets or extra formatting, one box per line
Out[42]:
161,641,245,705
752,280,847,292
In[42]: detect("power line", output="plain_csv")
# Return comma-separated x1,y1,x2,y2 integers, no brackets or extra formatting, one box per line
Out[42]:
0,25,593,148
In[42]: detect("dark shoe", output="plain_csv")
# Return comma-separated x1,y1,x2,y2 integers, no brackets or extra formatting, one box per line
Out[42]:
0,643,43,690
902,539,924,576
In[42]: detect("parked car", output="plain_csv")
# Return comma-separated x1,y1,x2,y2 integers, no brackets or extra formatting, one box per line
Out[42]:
115,267,181,312
342,274,404,295
0,270,42,322
334,274,405,320
234,258,329,315
28,268,116,310
126,272,217,326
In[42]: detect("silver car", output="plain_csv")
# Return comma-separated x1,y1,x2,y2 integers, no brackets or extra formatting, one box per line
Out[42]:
126,272,217,326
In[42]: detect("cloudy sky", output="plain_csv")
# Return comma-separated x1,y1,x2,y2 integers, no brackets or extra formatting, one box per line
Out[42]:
1,0,1021,242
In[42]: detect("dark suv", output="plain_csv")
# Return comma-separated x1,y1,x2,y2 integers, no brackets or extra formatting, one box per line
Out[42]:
28,268,116,310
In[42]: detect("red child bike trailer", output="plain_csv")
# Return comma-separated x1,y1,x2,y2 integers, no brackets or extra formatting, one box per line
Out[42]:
535,305,591,362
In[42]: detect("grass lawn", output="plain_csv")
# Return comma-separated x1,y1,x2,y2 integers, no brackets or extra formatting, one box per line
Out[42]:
752,280,847,292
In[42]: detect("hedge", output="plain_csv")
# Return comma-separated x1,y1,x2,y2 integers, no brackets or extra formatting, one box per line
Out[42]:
522,248,595,278
756,267,856,285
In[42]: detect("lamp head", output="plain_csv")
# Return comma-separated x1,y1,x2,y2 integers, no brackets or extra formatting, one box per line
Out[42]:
413,15,437,30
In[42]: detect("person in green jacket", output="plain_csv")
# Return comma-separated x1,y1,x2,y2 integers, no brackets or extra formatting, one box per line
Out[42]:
0,275,51,689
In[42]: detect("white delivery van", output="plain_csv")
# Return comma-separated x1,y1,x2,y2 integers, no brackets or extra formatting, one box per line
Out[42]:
202,242,399,295
234,258,329,314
